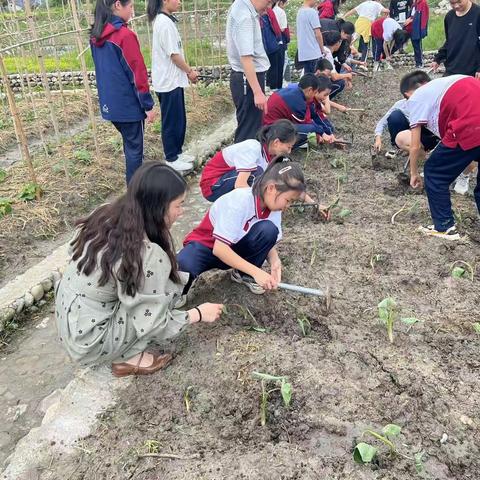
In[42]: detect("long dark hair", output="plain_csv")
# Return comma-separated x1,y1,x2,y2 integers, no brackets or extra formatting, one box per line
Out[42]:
91,0,131,40
147,0,164,22
252,158,306,200
71,163,187,296
257,119,297,147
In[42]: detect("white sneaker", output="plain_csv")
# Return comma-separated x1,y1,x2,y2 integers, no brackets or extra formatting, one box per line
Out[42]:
453,173,469,195
418,224,461,241
230,269,265,295
298,143,308,149
373,61,381,72
169,159,193,173
177,153,195,164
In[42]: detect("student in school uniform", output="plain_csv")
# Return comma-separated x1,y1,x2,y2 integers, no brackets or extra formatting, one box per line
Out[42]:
90,0,156,184
403,0,429,67
177,161,307,294
261,4,284,90
322,31,354,97
320,19,356,73
296,0,325,74
263,74,336,147
272,0,291,80
318,0,336,19
148,0,199,173
402,71,480,240
370,14,409,70
200,120,297,202
314,59,350,112
343,0,389,61
55,163,223,377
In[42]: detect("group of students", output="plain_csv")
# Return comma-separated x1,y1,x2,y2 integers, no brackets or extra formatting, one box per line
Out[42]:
54,0,480,377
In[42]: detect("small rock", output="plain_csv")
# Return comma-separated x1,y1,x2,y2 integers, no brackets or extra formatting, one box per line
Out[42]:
440,433,448,444
38,299,47,307
24,292,34,307
0,307,15,324
29,306,39,313
460,414,475,427
36,317,50,329
14,297,25,314
41,278,53,292
31,284,44,301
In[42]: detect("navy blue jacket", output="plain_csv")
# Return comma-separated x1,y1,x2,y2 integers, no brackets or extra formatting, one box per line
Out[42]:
91,16,154,122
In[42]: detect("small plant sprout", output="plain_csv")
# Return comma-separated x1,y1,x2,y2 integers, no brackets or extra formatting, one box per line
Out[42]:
450,260,475,281
0,198,13,218
297,313,312,337
184,386,194,414
378,297,398,343
18,182,42,201
143,439,161,454
0,168,7,182
251,372,292,426
473,323,480,335
354,424,425,474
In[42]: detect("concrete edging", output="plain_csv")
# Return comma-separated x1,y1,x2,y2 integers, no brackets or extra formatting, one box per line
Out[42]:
0,114,237,334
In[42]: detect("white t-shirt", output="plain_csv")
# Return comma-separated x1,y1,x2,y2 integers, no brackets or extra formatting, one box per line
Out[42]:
355,1,384,20
296,7,322,62
323,46,337,73
223,139,269,171
407,75,467,138
382,17,401,41
151,13,188,93
273,5,288,30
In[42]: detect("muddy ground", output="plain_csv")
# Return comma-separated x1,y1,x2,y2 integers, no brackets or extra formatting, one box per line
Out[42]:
0,85,233,286
39,71,479,479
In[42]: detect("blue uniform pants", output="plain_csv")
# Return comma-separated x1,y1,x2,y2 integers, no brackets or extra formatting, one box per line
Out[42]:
424,143,480,231
157,87,187,162
330,79,345,99
411,39,423,67
373,37,384,61
112,120,144,184
206,167,264,202
302,59,318,74
177,220,278,280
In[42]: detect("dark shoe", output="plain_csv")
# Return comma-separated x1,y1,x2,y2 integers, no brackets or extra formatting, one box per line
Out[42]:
111,352,173,378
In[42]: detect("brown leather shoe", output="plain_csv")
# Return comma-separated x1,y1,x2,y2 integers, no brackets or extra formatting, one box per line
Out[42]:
111,352,173,378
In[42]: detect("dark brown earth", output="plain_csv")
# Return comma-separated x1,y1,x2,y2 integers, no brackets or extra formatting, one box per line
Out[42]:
42,71,480,480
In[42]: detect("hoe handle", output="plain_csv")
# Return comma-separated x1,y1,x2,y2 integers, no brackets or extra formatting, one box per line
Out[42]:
278,282,325,297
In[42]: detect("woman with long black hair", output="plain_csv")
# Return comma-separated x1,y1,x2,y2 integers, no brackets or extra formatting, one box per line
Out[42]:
55,163,223,377
90,0,156,184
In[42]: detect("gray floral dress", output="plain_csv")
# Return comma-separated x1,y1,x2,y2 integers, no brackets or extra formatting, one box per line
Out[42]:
55,240,189,366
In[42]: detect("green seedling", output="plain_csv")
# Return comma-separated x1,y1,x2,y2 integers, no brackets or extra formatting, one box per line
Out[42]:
338,208,352,218
473,323,480,334
450,261,475,281
18,183,42,201
297,313,312,337
0,198,13,218
378,297,398,343
143,439,160,454
252,372,292,426
0,168,7,182
330,156,346,169
370,253,384,272
184,386,193,414
74,148,93,165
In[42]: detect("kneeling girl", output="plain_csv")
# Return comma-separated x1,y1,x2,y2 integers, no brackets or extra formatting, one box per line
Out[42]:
178,160,306,294
199,120,297,202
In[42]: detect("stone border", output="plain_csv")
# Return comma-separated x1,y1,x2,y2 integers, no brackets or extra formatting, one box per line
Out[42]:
0,114,236,334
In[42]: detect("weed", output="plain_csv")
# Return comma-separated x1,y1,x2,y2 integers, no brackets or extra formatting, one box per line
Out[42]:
370,253,384,272
473,323,480,335
338,208,352,218
143,439,161,454
184,386,194,414
251,372,292,426
0,198,12,218
151,121,162,135
73,149,93,165
18,183,42,202
378,297,398,343
450,261,475,281
297,313,312,337
0,169,7,182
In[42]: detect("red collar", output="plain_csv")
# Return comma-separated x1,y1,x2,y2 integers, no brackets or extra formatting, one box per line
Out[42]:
262,144,272,163
254,195,271,219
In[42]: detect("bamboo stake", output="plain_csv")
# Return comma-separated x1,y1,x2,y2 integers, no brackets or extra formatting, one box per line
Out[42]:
69,0,99,159
0,54,40,197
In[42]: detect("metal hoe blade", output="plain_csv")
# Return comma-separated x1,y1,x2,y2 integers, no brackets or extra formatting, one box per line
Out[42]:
278,283,332,311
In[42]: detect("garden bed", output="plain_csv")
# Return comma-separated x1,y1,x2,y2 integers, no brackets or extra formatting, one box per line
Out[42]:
39,71,480,480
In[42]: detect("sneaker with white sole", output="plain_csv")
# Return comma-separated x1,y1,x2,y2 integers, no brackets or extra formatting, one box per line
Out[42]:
418,224,461,241
177,153,195,164
453,173,469,195
169,159,193,173
230,269,265,295
385,149,397,159
298,143,309,149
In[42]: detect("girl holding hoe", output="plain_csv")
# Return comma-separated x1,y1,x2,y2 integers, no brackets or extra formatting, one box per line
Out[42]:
90,0,156,184
178,160,307,295
55,164,223,377
199,120,297,202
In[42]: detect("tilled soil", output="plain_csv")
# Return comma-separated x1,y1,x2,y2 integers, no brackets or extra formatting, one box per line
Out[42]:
43,71,480,480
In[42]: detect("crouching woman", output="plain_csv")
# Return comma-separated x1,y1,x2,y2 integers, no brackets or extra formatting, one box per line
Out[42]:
55,163,223,377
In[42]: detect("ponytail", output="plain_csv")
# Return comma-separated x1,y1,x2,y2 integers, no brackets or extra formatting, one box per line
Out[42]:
91,0,130,40
252,159,306,200
256,119,297,148
147,0,164,22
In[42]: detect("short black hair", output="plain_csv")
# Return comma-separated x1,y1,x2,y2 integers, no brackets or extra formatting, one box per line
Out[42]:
315,58,334,72
400,70,431,96
323,30,341,47
316,75,332,92
298,73,320,90
341,21,355,35
393,29,409,51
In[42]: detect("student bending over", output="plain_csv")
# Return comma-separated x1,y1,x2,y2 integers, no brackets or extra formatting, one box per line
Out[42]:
200,120,297,202
322,31,353,97
402,70,480,239
178,161,307,295
55,163,223,377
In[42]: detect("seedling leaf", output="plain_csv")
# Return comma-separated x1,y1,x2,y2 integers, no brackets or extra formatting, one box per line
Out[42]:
0,198,13,218
451,266,465,278
0,169,7,182
382,424,401,437
473,323,480,334
414,451,425,473
353,442,377,464
339,208,352,218
252,372,283,382
401,317,420,326
281,380,292,407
